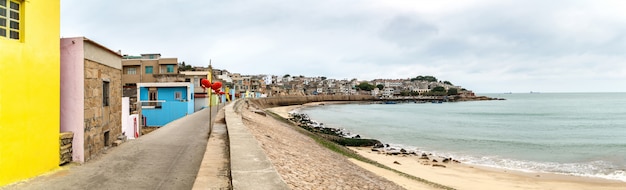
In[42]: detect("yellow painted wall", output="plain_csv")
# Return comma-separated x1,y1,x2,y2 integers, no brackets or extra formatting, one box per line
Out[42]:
0,0,61,186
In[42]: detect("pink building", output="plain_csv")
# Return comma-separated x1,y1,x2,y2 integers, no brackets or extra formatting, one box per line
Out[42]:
60,37,123,163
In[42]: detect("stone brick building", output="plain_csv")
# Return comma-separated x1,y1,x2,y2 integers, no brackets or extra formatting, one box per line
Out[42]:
60,37,123,163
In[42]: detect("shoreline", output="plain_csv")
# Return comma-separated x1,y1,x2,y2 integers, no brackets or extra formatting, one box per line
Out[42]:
266,102,626,189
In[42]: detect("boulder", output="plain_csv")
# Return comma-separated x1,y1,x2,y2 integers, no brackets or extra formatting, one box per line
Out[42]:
442,158,451,163
373,142,385,148
420,153,429,159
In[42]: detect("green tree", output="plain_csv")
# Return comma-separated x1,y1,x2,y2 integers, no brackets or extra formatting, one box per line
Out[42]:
447,88,459,95
283,74,291,78
321,76,327,80
178,61,193,71
376,84,384,90
443,81,453,85
411,75,438,82
432,86,446,92
400,91,410,96
356,82,375,91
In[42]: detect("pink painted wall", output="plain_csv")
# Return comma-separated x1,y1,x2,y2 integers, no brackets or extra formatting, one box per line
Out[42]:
60,37,86,163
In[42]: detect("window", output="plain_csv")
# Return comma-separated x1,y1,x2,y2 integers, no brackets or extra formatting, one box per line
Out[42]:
149,89,157,101
174,92,182,100
145,66,153,74
126,67,136,75
103,81,110,106
166,65,174,73
149,55,154,59
148,88,159,108
185,78,191,82
0,0,20,40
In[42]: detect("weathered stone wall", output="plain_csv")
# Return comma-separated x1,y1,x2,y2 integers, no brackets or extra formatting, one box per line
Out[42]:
83,60,122,161
249,95,375,109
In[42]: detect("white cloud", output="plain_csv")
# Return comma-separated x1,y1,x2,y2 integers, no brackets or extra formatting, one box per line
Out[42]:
61,0,626,92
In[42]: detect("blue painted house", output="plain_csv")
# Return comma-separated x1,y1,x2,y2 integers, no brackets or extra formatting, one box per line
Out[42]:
138,83,194,127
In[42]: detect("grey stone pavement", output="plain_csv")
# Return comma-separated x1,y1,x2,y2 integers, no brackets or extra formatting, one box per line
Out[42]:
3,107,218,190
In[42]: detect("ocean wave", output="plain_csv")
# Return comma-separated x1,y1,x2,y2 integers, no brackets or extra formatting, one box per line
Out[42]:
385,143,626,182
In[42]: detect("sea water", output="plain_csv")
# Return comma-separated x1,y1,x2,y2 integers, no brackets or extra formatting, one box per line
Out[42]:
300,93,626,182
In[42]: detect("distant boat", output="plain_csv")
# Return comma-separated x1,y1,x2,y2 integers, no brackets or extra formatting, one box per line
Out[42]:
530,91,540,94
383,101,397,104
504,92,512,94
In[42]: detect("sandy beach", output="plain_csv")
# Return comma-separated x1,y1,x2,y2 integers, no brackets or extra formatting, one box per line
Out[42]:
241,102,407,189
266,102,626,190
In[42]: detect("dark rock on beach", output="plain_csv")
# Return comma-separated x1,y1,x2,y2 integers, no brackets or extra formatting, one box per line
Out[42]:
443,158,451,163
373,142,385,148
432,164,446,168
289,112,380,147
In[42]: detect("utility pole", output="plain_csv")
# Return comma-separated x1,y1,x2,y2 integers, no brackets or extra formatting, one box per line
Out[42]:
208,59,213,130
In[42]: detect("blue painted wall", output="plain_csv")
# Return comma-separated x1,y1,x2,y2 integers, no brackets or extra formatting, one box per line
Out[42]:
140,85,194,127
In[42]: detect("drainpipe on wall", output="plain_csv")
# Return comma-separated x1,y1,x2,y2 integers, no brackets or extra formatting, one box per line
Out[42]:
136,85,142,138
140,61,143,83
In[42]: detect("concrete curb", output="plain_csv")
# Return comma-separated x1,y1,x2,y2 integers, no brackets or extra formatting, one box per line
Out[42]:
227,100,290,190
192,106,231,190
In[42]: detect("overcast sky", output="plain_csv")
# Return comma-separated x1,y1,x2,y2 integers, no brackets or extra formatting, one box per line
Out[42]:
61,0,626,93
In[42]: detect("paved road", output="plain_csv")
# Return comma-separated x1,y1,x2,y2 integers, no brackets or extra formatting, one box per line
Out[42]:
4,107,217,190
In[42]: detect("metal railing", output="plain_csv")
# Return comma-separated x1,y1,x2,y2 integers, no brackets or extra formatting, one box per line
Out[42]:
140,100,165,109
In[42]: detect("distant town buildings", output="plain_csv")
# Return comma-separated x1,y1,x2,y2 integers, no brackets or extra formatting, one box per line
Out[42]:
208,74,472,98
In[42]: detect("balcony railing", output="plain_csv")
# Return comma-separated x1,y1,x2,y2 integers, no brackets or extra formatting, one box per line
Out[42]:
140,100,165,109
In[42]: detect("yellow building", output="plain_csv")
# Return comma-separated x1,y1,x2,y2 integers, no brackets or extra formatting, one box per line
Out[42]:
0,0,61,186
